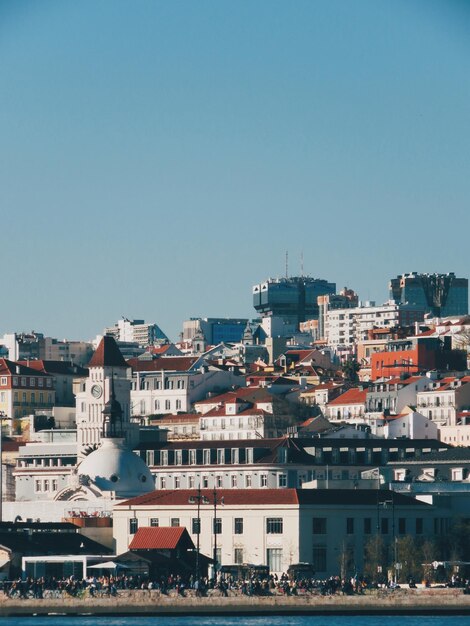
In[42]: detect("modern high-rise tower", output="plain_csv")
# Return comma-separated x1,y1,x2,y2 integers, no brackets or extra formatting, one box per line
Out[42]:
389,272,468,318
253,276,336,327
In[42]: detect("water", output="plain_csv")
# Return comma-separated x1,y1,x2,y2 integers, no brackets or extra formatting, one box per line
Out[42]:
0,618,464,626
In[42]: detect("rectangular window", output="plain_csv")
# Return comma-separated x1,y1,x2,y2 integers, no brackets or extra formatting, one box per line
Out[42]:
165,400,171,411
13,377,18,386
21,377,26,386
189,450,196,465
266,548,283,572
171,518,180,527
52,479,58,491
266,517,283,534
364,518,372,535
234,518,243,534
346,518,354,534
176,399,182,410
189,476,195,488
312,518,327,534
129,518,138,534
160,477,166,489
160,450,168,465
246,448,254,463
231,475,237,488
202,476,209,488
278,474,287,487
217,449,225,464
216,475,222,488
46,378,51,387
38,378,43,387
192,517,201,534
234,548,243,564
35,480,42,492
245,475,252,488
416,518,423,535
203,449,211,465
30,378,35,387
312,545,327,572
150,518,159,527
175,450,182,465
398,518,406,535
214,518,222,534
0,377,6,386
174,476,180,488
260,474,268,487
381,518,389,535
231,448,239,464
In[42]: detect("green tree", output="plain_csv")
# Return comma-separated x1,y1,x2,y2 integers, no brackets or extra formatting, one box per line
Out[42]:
395,535,422,583
363,535,388,583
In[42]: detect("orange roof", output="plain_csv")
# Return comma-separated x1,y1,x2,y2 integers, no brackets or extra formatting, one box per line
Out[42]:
128,356,199,372
129,526,194,550
89,336,127,368
328,387,367,406
196,387,272,406
119,488,300,508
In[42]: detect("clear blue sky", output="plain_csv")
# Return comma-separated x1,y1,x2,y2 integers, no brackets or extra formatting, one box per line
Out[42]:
1,0,469,341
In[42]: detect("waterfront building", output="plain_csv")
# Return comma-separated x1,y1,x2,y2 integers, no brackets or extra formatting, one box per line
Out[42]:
114,488,441,577
390,272,468,318
137,436,449,492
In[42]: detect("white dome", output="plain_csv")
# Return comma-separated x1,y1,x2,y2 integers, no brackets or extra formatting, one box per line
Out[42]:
78,438,154,497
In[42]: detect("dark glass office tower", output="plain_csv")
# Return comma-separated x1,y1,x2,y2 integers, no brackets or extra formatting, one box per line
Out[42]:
389,272,468,318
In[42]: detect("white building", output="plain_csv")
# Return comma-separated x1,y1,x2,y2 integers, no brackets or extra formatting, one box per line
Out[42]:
104,318,168,346
129,356,243,417
75,336,135,456
325,301,424,352
368,408,439,440
113,488,441,577
416,375,470,426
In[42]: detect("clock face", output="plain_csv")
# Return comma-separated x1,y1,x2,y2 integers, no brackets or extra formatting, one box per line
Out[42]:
91,384,102,399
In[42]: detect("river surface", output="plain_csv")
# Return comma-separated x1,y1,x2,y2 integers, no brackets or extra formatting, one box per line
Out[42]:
0,617,466,626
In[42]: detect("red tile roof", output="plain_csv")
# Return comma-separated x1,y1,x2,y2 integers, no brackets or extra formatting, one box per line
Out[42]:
129,526,194,550
18,360,88,376
118,488,300,508
203,406,267,418
195,387,272,406
0,359,50,377
151,414,200,424
88,336,127,368
327,387,368,406
128,356,199,372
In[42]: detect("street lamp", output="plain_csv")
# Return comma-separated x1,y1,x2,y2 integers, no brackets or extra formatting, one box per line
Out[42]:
188,486,204,584
0,411,6,522
379,494,397,582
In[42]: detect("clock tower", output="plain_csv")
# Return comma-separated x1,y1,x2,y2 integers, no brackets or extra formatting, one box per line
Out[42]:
75,336,136,457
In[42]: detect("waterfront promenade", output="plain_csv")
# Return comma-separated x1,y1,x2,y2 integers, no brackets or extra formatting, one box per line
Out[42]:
0,588,469,616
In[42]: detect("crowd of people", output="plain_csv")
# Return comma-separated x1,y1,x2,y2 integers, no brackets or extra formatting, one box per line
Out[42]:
1,572,469,599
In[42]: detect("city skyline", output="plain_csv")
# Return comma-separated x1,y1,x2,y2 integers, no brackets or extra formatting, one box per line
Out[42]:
1,1,470,340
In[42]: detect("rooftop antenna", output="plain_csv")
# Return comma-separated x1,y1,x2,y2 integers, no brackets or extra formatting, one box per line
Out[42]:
285,250,289,279
301,250,304,277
